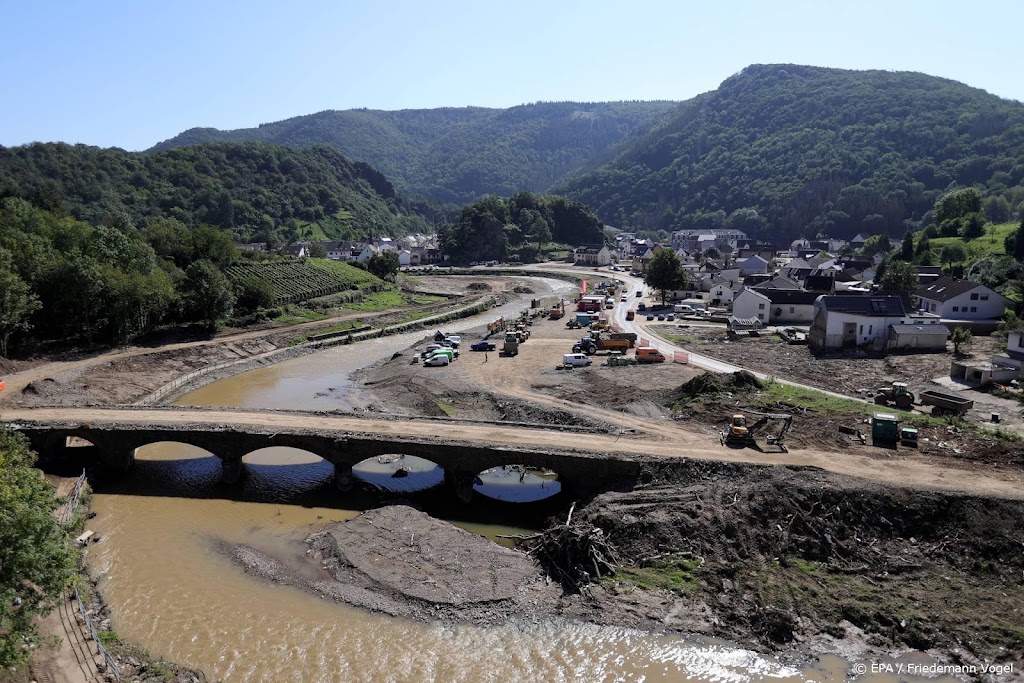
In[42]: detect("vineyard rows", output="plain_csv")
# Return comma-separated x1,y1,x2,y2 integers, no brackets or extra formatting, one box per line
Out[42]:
225,259,382,304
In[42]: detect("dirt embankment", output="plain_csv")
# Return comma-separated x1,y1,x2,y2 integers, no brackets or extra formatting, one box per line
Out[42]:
228,505,565,628
581,460,1024,671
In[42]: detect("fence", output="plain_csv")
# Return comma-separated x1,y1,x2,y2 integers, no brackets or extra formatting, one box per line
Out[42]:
58,470,87,526
73,586,121,682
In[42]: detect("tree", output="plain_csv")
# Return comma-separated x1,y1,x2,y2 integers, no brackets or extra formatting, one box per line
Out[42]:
366,251,400,279
0,268,40,356
934,188,982,224
982,195,1011,224
644,249,687,306
878,259,919,303
1015,216,1024,261
960,212,985,239
951,326,973,355
704,247,722,260
898,230,914,261
235,278,276,313
308,242,327,259
181,259,233,328
0,428,77,668
939,243,967,269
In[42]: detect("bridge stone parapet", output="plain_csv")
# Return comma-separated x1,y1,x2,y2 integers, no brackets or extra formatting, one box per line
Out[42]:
12,421,643,498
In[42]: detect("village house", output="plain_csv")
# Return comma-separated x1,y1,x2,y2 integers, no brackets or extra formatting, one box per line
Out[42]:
736,254,771,276
915,277,1009,323
671,228,749,252
573,244,612,267
808,295,944,351
630,244,658,272
281,244,308,258
731,288,819,325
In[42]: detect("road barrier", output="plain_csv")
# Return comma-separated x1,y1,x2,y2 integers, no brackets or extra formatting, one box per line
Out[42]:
639,338,650,348
674,351,690,364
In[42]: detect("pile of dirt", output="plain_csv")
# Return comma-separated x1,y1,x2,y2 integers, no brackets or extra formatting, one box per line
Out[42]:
578,461,1024,661
227,506,564,627
466,282,492,291
671,370,762,401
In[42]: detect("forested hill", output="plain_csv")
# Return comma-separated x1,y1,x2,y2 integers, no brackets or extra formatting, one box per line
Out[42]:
0,142,438,242
554,64,1024,242
150,102,678,204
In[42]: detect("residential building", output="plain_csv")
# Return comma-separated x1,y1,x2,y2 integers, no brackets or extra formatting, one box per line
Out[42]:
808,295,942,351
731,289,771,324
732,288,819,324
887,324,951,351
915,277,1008,322
671,228,749,252
736,254,771,276
573,244,612,267
281,244,308,258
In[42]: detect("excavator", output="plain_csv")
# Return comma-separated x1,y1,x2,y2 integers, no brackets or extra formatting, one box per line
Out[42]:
721,412,793,452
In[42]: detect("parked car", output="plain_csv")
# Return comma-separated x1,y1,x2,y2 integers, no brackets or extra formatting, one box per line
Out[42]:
646,314,655,321
619,296,627,302
444,335,461,347
423,354,450,367
562,353,593,367
470,341,496,352
666,313,675,321
657,314,665,321
637,302,646,311
424,348,456,362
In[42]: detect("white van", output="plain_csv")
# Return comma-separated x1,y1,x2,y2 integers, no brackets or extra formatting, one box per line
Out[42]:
673,304,695,314
562,353,593,367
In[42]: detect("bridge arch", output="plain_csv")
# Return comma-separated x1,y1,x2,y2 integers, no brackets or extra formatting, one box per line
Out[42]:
472,465,561,503
351,453,445,493
238,446,334,491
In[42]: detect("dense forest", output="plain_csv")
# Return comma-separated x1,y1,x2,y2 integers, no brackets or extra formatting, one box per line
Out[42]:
440,192,604,264
0,142,440,243
151,102,677,204
554,64,1024,242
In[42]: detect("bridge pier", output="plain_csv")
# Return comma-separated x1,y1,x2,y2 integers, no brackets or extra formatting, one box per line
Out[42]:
103,448,135,475
220,457,243,485
334,463,354,493
447,470,478,504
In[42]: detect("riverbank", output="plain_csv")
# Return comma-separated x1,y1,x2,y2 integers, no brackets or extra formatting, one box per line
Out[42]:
221,465,1023,681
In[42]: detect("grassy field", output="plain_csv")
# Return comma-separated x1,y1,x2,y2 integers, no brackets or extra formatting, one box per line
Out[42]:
342,290,446,312
927,221,1016,261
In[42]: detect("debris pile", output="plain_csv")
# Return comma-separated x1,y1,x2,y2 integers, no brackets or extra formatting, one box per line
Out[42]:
511,504,619,593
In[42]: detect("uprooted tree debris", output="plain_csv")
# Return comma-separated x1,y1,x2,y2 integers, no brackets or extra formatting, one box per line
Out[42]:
505,503,620,593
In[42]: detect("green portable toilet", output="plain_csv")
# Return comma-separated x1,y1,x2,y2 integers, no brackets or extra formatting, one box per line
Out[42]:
871,412,900,447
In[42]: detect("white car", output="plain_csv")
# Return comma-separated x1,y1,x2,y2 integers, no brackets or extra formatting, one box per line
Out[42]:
423,354,450,367
445,336,461,347
620,296,627,302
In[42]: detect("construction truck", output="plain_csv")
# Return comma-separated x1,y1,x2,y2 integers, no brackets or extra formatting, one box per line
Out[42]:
549,300,565,320
721,413,793,452
503,331,520,356
873,382,915,411
572,332,631,355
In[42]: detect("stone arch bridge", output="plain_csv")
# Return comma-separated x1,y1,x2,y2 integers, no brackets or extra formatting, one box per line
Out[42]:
14,419,643,503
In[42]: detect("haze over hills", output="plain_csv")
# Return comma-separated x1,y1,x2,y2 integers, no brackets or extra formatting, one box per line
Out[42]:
150,102,678,205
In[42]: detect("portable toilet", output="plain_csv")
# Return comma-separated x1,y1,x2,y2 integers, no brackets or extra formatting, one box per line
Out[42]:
871,412,900,447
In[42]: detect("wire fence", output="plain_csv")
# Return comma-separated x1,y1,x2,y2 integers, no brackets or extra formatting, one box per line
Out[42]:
72,586,121,682
58,470,87,526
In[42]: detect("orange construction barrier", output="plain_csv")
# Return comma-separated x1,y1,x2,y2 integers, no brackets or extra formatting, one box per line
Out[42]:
674,351,690,364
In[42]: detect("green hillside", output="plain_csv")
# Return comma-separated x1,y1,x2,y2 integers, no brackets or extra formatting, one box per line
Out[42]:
554,64,1024,242
224,259,382,305
150,102,678,204
0,142,438,242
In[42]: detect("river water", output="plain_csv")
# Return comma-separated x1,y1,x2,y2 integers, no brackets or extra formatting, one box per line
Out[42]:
86,278,957,682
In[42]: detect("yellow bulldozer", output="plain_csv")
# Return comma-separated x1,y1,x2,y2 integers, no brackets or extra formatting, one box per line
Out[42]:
721,413,793,452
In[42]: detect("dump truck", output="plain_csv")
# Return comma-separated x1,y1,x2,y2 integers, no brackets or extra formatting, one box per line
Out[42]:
721,413,793,452
873,382,915,410
549,300,565,320
609,332,637,347
502,331,520,356
572,333,631,355
919,390,974,417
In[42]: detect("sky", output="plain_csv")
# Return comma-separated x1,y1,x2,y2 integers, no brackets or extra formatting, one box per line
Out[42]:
3,0,1023,151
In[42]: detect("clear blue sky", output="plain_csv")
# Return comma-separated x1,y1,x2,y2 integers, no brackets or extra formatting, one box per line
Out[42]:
3,0,1021,151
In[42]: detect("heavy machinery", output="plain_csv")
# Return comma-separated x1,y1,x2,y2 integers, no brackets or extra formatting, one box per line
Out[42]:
549,300,565,320
573,332,631,355
502,331,520,356
873,382,915,410
721,413,793,452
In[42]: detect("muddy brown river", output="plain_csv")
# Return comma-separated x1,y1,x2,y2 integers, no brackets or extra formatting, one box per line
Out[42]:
87,279,959,682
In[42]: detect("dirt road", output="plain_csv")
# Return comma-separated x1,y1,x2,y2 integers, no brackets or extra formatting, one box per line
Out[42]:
5,406,1023,499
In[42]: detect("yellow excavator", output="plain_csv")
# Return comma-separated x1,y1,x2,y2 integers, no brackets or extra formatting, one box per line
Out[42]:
722,413,793,452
